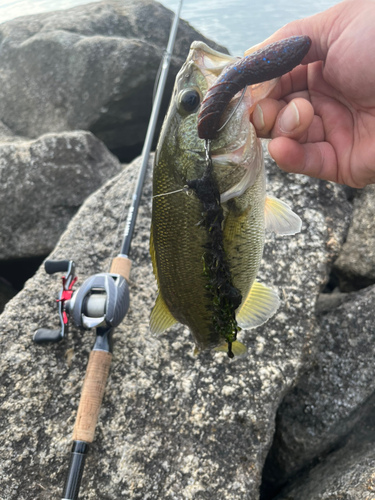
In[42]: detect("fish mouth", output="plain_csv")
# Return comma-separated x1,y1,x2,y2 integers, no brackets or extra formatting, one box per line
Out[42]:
187,41,280,156
177,42,260,157
189,41,239,86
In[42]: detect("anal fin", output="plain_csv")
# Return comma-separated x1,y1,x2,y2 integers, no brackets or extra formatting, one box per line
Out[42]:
265,195,302,235
214,341,248,357
236,280,280,329
150,294,177,334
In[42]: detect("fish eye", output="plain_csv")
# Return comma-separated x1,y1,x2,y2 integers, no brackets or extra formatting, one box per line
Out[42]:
178,89,201,115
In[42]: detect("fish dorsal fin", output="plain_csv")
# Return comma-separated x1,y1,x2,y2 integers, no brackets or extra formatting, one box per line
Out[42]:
265,196,302,235
214,341,248,357
236,280,280,329
150,294,177,334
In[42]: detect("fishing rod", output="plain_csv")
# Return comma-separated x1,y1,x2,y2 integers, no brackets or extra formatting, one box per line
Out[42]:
33,2,183,498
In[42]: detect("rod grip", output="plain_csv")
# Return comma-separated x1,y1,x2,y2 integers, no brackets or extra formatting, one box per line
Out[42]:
72,350,112,443
110,256,132,281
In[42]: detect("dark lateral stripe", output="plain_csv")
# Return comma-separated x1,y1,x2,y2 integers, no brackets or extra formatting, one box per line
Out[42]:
197,36,311,140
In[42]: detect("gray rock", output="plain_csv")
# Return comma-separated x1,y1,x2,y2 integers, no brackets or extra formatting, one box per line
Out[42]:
333,185,375,291
0,0,227,155
0,153,351,499
0,120,26,142
315,292,349,314
262,285,375,497
0,131,122,260
276,389,375,500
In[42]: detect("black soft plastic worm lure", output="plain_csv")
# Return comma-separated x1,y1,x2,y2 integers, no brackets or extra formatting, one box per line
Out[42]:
197,35,311,140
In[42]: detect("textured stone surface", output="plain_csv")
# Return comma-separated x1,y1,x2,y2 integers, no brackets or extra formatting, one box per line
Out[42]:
261,284,375,498
0,131,122,259
276,389,375,500
314,291,349,314
0,120,25,142
0,0,227,155
333,185,375,291
0,153,351,499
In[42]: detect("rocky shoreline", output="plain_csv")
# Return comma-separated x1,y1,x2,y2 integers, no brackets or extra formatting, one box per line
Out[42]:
1,2,375,499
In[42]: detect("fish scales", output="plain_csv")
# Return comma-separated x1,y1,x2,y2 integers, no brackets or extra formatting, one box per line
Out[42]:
152,158,217,349
150,41,303,357
224,172,266,296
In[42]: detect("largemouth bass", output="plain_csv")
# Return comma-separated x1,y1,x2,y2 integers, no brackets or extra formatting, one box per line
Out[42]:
150,41,303,358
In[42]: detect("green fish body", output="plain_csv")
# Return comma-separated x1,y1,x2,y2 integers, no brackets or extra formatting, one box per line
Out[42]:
150,42,301,356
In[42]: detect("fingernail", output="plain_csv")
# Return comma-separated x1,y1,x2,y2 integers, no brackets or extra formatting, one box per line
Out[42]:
253,104,265,130
279,101,300,133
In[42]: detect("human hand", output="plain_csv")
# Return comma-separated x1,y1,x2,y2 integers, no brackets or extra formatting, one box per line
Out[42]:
249,0,375,188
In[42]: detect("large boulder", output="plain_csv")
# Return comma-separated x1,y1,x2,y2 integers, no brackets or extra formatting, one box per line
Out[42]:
333,185,375,291
260,185,375,497
0,152,351,499
0,131,122,260
0,0,227,157
261,284,375,497
276,388,375,500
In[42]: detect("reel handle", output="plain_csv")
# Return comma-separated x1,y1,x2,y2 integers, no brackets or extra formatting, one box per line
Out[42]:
33,328,63,343
45,260,71,274
34,260,75,344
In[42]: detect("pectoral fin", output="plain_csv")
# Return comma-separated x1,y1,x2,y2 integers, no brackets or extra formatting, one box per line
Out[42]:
265,196,302,235
150,294,177,334
236,280,280,329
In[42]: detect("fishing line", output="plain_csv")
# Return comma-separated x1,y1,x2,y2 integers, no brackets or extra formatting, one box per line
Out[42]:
152,185,190,199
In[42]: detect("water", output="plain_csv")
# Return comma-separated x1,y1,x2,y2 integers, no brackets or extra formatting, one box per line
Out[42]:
0,0,341,55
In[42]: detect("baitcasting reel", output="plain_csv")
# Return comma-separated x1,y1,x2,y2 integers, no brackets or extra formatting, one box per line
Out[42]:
33,259,130,344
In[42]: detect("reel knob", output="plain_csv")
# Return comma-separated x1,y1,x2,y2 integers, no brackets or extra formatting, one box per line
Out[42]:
33,328,64,343
44,260,71,274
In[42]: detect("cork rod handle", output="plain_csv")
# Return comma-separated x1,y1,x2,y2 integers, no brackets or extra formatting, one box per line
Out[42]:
72,350,112,443
110,255,132,281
